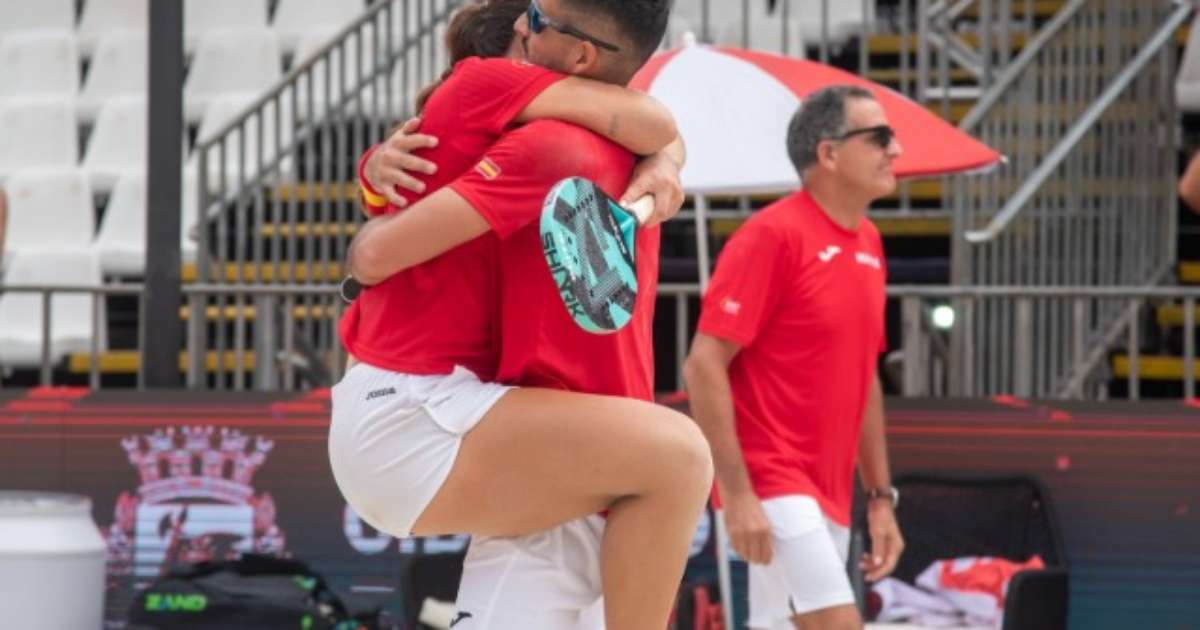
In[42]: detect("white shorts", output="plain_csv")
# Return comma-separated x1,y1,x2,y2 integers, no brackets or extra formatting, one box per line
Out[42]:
737,495,855,630
453,515,607,630
328,362,511,537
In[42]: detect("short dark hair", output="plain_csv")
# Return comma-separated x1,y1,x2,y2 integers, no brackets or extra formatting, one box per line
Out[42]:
786,85,875,177
563,0,672,70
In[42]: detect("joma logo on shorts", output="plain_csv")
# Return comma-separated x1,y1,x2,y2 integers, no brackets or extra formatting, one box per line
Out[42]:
366,387,397,401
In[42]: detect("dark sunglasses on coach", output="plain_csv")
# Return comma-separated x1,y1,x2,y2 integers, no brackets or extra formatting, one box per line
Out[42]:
829,125,896,149
526,0,621,52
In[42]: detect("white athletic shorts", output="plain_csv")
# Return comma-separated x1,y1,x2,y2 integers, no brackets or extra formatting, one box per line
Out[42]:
453,515,607,630
328,362,511,537
734,495,855,630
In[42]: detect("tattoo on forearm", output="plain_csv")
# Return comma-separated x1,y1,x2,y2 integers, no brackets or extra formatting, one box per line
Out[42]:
608,114,621,140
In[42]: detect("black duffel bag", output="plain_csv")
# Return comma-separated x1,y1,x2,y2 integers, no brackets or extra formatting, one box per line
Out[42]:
128,554,386,630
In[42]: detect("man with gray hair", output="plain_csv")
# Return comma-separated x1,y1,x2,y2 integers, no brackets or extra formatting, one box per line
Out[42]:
683,85,905,630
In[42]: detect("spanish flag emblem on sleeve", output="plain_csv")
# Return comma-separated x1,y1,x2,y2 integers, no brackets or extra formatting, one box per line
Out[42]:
474,156,501,180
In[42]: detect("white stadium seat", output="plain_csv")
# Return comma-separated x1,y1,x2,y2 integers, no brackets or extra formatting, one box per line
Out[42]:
273,0,367,54
0,31,80,99
77,0,148,55
184,0,270,52
0,0,74,38
93,172,199,276
82,96,149,192
0,99,79,177
0,249,106,369
184,29,282,122
79,31,149,121
3,169,95,256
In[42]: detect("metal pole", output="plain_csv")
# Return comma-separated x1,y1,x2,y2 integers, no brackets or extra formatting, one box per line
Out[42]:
694,194,713,288
1014,297,1033,397
675,294,688,391
902,297,923,396
40,291,51,386
1128,300,1140,400
1185,297,1196,401
696,193,731,630
254,295,278,391
144,0,185,388
90,293,101,389
713,513,735,630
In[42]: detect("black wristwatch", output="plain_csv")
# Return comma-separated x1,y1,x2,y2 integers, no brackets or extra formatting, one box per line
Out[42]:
339,275,363,304
865,486,899,508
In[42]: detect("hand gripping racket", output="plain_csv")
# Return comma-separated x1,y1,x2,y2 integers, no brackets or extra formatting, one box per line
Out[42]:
540,177,654,334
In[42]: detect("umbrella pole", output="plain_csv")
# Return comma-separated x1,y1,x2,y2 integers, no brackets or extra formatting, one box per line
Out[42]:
695,193,712,288
693,192,732,627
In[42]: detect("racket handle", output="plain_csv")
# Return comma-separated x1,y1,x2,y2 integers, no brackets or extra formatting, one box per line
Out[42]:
625,195,655,225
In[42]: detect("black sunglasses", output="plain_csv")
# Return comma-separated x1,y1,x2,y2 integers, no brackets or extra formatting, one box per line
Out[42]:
526,0,621,52
829,125,896,149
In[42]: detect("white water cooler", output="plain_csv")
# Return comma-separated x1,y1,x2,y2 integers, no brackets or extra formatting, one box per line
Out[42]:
0,492,107,629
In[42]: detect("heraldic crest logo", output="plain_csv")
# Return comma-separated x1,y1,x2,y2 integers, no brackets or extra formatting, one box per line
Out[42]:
102,426,288,582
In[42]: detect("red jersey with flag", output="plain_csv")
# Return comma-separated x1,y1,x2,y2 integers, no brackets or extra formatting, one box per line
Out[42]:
450,120,660,401
339,57,563,379
698,190,887,525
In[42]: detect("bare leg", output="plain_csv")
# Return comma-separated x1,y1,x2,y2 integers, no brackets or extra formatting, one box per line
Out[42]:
791,604,862,630
414,387,714,630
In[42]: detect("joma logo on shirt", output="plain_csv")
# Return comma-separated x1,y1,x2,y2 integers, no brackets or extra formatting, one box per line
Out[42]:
817,245,841,262
366,387,397,401
721,298,742,316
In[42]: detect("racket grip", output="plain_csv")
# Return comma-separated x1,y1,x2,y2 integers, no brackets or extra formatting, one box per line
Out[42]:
625,195,655,225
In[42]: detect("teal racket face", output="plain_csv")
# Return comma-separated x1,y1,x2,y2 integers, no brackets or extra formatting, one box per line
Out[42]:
540,177,639,334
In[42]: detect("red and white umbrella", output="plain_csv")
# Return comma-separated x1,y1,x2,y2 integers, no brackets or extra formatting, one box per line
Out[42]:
630,40,1002,194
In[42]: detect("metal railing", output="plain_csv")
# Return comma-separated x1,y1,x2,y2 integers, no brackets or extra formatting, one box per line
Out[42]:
890,285,1200,400
676,0,876,61
0,284,344,391
943,0,1188,398
3,283,1196,402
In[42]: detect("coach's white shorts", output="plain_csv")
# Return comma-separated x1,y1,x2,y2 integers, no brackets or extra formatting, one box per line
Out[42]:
453,515,607,630
737,495,854,630
328,362,511,537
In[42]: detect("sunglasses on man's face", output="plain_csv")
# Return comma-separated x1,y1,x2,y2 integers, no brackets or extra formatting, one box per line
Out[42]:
526,0,621,52
829,125,896,149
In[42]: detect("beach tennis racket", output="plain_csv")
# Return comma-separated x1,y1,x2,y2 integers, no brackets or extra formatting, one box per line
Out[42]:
540,177,654,334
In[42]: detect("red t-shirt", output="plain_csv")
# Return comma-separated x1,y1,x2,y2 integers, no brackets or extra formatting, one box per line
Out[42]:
339,57,563,379
697,190,887,525
450,120,660,401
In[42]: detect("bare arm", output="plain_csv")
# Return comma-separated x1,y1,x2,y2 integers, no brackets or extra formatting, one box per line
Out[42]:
683,333,753,498
857,374,892,497
683,332,774,564
347,186,489,286
517,78,677,156
857,373,904,581
1180,151,1200,214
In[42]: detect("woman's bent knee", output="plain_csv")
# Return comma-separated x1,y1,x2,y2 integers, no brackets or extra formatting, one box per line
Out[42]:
653,409,714,493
